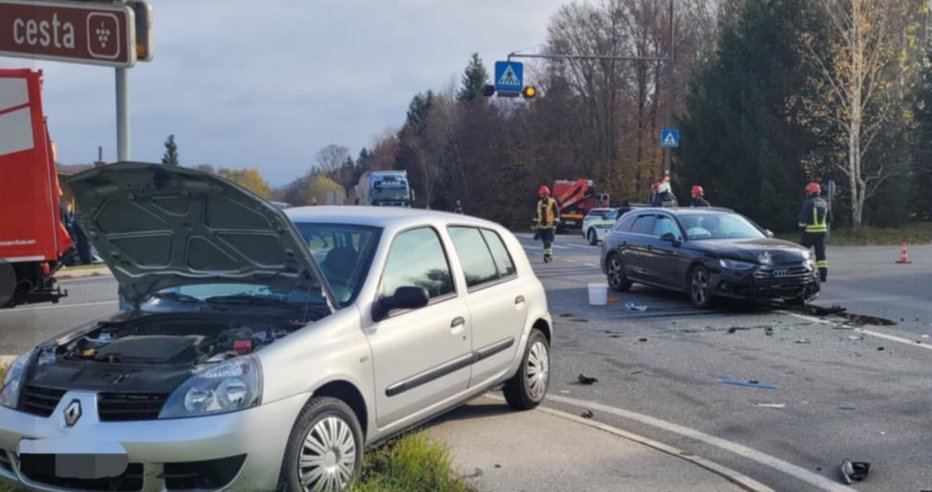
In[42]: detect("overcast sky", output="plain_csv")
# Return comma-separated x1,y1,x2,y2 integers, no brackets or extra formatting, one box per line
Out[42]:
1,0,566,185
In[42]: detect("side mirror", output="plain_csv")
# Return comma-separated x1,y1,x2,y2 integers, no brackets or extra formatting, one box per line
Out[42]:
660,232,681,247
372,286,429,322
764,229,774,238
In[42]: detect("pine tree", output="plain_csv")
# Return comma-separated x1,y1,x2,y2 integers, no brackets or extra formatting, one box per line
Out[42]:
457,53,489,103
680,0,815,231
162,135,180,166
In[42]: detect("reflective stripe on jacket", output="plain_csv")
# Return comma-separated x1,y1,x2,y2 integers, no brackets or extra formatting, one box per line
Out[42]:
798,197,830,233
536,198,560,228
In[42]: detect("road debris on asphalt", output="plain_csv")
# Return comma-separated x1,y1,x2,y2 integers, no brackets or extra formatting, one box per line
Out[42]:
794,338,812,344
765,327,774,336
624,301,648,312
877,347,885,351
847,335,864,341
752,402,786,408
718,378,777,390
580,410,594,419
638,337,648,342
840,459,871,484
727,326,749,334
578,374,599,385
838,406,856,411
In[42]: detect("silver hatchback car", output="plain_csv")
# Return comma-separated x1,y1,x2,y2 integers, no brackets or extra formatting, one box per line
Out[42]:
0,163,553,491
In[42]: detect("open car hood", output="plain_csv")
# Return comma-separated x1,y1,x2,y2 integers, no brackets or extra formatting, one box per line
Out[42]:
68,162,334,310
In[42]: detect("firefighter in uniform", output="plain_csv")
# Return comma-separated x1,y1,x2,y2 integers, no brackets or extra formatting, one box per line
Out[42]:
798,182,831,282
691,185,711,207
534,185,560,263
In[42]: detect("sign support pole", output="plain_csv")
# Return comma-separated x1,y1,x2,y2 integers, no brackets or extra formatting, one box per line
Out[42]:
116,67,130,161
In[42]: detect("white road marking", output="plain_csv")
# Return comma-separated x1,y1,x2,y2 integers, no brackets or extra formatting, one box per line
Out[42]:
783,312,932,352
0,300,116,314
546,394,855,492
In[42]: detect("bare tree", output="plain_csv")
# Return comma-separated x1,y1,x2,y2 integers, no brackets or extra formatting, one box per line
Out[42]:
798,0,921,228
313,144,350,174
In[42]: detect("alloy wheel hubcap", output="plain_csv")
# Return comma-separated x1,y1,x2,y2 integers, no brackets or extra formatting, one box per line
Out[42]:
609,258,622,286
527,341,550,400
693,270,708,304
299,416,356,491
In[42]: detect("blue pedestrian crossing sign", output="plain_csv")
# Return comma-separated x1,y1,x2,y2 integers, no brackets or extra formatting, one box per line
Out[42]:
495,61,524,93
660,128,680,148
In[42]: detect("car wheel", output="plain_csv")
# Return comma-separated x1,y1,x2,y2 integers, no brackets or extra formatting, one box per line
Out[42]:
587,228,598,245
279,397,363,492
606,253,632,292
689,265,714,308
503,329,550,410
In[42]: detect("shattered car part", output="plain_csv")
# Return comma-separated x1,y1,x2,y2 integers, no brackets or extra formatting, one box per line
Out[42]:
840,459,871,484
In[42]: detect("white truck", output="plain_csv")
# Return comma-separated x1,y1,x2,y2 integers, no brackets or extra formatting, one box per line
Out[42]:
357,170,414,207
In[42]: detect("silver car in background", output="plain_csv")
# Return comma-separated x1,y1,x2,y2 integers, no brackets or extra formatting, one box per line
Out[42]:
0,163,553,492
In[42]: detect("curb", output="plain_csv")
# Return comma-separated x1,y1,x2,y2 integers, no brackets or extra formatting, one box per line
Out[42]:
0,355,14,367
484,395,775,492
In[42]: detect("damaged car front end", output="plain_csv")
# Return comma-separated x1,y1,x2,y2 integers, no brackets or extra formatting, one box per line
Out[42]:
0,162,337,491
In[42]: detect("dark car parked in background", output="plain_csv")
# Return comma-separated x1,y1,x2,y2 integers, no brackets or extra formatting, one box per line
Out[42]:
600,208,820,307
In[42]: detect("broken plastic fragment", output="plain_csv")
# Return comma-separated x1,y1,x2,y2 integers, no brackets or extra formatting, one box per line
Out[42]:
624,301,648,312
580,410,594,419
578,374,598,385
718,378,776,390
840,459,871,484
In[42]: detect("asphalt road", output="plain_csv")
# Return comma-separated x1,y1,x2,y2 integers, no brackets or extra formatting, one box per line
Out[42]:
1,237,930,491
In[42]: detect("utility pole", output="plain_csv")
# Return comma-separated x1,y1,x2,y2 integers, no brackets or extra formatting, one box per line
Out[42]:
663,0,675,174
116,68,130,162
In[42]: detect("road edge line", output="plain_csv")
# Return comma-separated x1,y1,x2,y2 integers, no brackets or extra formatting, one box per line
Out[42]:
782,311,932,352
484,394,774,492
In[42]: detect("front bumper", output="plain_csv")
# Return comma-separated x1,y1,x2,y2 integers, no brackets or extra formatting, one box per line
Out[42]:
712,264,820,301
0,390,310,491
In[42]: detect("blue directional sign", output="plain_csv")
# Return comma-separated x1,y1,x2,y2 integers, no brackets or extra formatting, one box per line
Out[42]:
494,61,524,93
660,128,680,148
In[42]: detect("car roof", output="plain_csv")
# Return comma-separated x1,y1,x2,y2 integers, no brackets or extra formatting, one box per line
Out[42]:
285,206,507,231
628,207,734,215
587,208,615,213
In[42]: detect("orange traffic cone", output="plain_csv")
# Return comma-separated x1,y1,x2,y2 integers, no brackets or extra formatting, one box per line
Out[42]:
896,240,911,264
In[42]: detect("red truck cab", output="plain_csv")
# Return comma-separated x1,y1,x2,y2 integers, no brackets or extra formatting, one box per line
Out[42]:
0,69,72,307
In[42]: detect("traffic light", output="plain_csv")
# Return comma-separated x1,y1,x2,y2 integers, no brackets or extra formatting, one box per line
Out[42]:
522,86,538,99
482,84,496,97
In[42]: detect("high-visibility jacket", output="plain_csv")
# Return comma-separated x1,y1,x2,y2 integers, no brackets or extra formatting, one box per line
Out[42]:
536,197,560,229
798,196,831,233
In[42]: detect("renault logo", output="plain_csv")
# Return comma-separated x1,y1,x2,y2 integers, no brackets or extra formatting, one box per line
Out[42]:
64,400,82,427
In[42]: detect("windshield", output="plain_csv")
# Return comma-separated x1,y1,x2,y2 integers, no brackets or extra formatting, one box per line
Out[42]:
587,209,610,219
679,214,765,241
294,223,382,306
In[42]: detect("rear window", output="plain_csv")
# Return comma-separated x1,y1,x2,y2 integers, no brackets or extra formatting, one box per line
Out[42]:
448,227,499,288
481,229,516,278
586,210,609,218
631,215,656,235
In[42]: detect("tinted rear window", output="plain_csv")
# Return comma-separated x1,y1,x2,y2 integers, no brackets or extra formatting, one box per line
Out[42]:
631,215,656,235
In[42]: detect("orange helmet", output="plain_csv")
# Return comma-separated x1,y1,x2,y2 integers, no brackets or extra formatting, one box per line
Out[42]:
538,185,550,197
691,185,704,198
805,182,821,195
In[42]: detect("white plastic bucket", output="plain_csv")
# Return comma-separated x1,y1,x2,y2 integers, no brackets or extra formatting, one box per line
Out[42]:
587,283,609,306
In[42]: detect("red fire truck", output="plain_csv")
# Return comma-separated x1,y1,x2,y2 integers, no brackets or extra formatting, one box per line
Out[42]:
0,69,72,307
552,179,609,233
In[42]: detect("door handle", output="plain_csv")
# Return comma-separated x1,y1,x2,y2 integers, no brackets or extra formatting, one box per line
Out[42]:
514,295,525,305
450,317,466,337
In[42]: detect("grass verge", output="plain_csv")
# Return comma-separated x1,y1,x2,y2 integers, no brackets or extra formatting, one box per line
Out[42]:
776,222,932,246
351,433,473,492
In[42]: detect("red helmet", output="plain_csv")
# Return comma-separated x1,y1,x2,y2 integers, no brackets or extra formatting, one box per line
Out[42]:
651,181,660,192
538,185,550,196
805,182,821,195
691,185,704,198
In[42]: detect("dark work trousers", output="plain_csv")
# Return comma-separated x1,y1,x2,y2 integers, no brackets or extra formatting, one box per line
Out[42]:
800,232,828,281
539,228,555,261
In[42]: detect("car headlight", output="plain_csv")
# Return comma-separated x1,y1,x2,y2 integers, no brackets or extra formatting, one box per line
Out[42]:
719,259,757,271
0,349,34,409
159,356,262,419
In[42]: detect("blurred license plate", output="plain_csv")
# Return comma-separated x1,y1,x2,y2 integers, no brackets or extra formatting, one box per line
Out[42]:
18,439,128,479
